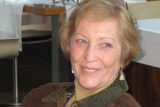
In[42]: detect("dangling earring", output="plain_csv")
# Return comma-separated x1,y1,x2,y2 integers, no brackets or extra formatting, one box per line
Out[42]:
72,70,74,74
119,68,125,80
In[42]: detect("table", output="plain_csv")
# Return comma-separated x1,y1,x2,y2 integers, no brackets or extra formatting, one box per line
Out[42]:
24,4,66,82
136,18,160,68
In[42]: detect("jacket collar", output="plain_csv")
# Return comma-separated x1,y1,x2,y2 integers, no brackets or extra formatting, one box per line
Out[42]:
74,78,128,107
41,72,128,107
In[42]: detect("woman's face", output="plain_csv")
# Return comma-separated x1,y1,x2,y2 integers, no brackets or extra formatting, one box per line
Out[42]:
70,18,122,90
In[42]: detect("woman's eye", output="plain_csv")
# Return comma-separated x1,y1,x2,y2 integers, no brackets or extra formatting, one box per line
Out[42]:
76,39,86,44
102,43,112,48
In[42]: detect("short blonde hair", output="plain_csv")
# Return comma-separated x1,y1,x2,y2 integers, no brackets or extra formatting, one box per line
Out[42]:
59,0,140,66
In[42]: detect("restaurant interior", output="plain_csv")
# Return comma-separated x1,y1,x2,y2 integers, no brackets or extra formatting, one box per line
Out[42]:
0,0,160,107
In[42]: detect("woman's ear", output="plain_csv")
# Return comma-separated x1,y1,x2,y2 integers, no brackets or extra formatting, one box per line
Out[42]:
120,62,124,69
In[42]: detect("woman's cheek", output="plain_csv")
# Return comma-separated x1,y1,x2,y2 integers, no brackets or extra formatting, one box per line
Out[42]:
99,51,119,66
71,43,86,59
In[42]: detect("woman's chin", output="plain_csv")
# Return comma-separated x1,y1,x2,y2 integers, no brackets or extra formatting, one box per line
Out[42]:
79,79,99,90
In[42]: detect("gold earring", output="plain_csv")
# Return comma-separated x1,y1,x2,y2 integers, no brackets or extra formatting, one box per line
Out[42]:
119,68,125,80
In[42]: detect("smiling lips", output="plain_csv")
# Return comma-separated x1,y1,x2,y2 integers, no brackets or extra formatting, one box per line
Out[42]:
82,66,100,73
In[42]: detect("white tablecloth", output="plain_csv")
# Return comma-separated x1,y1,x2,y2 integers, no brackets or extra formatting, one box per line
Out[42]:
136,18,160,68
0,0,78,51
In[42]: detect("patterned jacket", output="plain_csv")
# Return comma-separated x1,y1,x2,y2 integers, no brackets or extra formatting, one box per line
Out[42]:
22,79,141,107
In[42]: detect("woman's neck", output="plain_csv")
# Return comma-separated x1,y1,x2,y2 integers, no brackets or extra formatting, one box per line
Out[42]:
74,77,116,101
66,73,118,107
74,80,95,100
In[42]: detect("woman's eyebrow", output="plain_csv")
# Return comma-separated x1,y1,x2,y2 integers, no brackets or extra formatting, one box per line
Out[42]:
73,32,87,38
98,37,115,41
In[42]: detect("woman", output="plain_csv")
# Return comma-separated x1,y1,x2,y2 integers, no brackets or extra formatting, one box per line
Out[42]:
22,0,141,107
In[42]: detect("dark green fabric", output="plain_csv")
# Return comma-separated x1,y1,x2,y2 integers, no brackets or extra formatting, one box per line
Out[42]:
75,79,128,107
41,72,129,107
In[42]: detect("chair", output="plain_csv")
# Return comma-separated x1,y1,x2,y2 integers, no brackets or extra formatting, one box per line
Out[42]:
0,34,20,105
0,23,51,106
20,23,51,102
22,24,51,44
19,23,51,103
0,39,19,58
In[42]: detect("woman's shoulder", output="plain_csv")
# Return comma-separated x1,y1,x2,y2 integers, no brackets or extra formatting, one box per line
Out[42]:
32,82,72,91
107,93,141,107
22,82,72,107
24,82,72,97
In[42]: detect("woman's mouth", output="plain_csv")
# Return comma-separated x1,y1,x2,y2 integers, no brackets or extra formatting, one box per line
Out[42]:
82,66,100,73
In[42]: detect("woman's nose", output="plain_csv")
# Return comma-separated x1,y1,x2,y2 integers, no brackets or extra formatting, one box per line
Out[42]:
84,45,97,62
